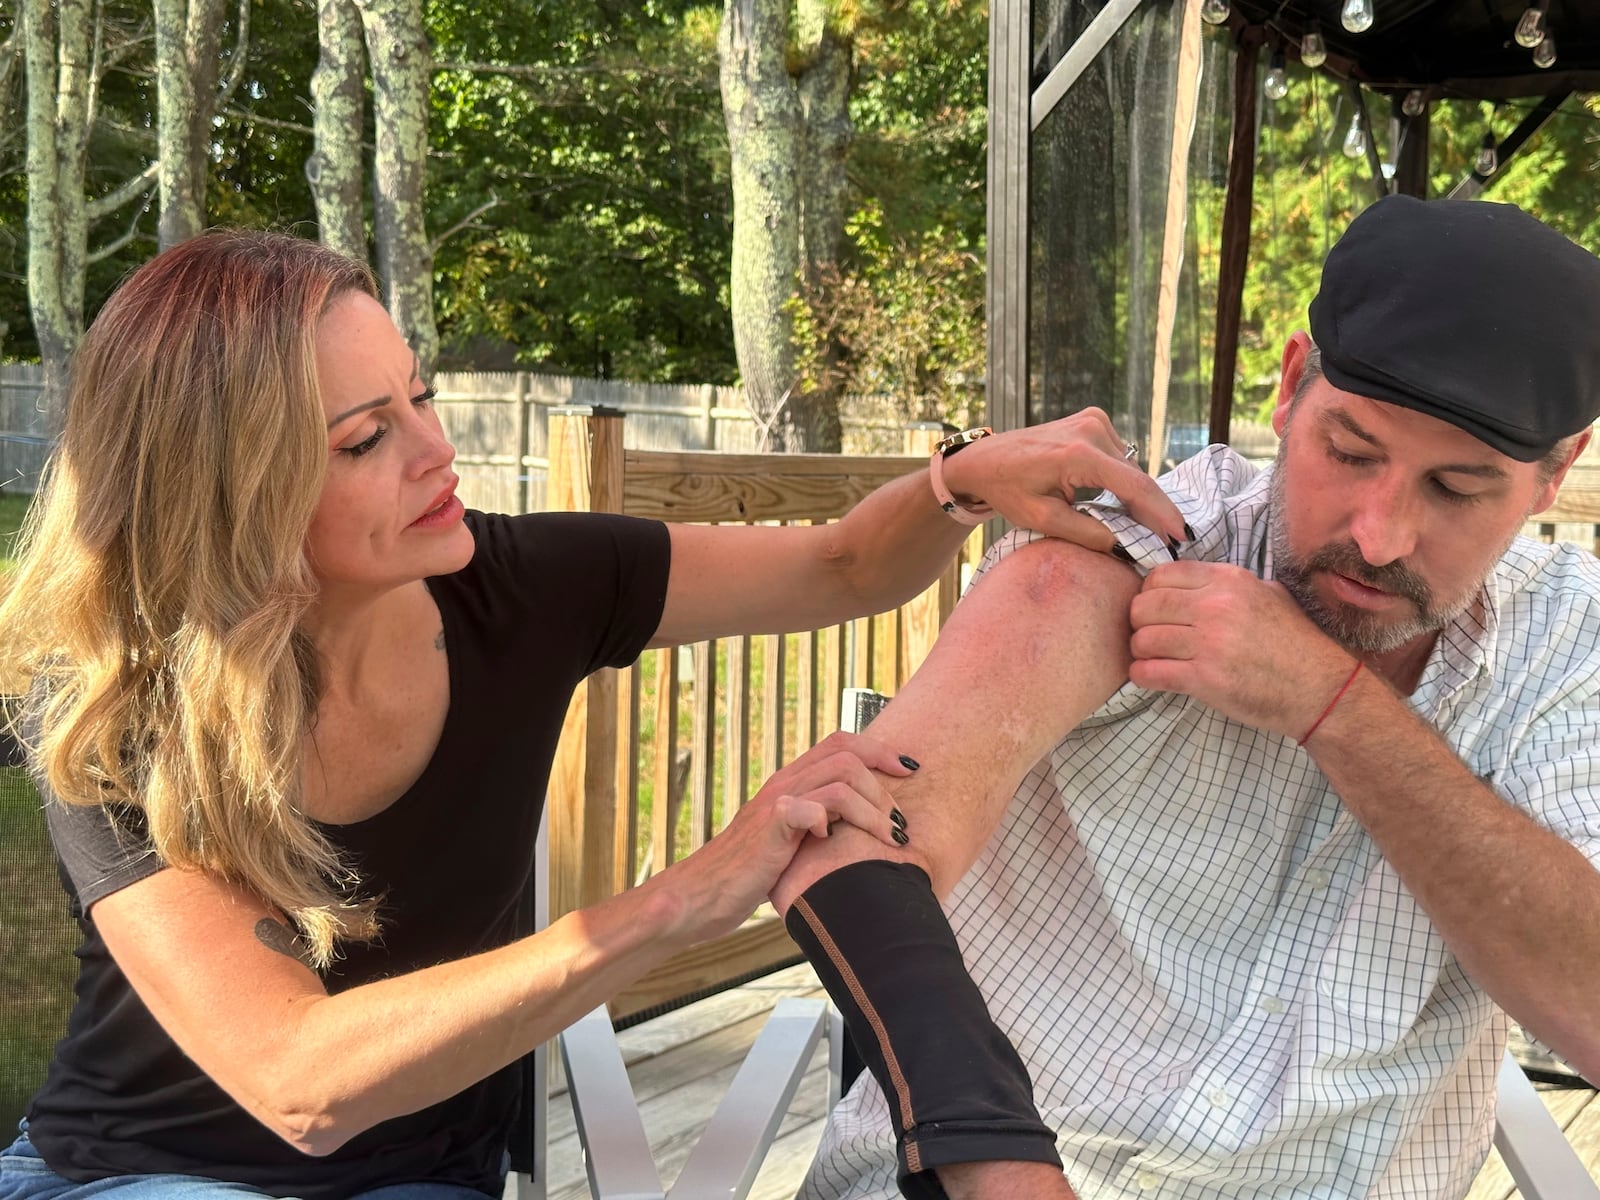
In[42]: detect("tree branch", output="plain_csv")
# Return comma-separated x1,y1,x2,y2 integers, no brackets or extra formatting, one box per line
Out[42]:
219,106,314,135
429,195,500,254
88,190,154,262
213,0,250,112
87,161,158,219
431,59,714,92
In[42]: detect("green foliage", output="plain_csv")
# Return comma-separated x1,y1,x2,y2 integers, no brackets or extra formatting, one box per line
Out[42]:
1224,61,1600,422
427,1,737,381
789,202,984,424
787,0,989,423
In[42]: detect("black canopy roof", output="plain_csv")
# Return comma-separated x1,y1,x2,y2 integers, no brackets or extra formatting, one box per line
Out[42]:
1220,0,1600,101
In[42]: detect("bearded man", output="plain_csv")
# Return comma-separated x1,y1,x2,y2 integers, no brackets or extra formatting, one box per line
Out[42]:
773,195,1600,1200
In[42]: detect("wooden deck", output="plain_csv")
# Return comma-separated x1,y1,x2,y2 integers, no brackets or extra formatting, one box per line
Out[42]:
535,963,1600,1199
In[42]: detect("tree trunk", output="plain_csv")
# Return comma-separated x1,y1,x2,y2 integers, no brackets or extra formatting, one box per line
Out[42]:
308,0,368,263
23,0,92,416
719,0,854,452
719,0,804,451
792,0,850,451
355,0,436,372
154,0,225,250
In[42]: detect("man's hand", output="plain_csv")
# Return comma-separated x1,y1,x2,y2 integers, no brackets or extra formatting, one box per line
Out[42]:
1127,560,1357,739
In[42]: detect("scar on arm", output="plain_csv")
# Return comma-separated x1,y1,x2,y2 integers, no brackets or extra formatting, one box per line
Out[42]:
254,918,313,968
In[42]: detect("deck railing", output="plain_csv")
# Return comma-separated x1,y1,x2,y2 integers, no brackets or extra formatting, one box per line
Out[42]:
542,406,982,1019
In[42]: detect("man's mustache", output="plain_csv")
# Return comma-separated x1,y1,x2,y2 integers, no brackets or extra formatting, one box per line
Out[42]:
1303,540,1432,611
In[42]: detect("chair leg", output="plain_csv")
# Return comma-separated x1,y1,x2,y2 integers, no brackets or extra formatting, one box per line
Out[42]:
1493,1049,1600,1200
669,999,828,1200
561,1006,666,1200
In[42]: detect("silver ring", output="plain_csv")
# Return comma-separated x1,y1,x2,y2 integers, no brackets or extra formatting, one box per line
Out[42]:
1122,441,1139,462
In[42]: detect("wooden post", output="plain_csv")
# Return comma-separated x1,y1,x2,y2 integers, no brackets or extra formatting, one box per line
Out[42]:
514,372,532,514
1208,32,1262,447
723,634,751,822
1148,0,1204,477
900,424,948,682
547,405,626,918
688,639,717,849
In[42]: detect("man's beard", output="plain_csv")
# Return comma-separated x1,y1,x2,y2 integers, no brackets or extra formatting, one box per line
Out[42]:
1266,458,1484,656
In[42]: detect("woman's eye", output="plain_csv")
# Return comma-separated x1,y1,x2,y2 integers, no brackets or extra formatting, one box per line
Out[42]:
412,387,437,408
344,426,388,458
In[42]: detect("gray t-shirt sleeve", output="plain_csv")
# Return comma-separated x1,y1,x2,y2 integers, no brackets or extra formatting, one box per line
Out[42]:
41,776,164,916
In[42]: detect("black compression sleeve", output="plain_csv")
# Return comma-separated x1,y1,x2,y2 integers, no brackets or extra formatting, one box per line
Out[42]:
785,859,1061,1199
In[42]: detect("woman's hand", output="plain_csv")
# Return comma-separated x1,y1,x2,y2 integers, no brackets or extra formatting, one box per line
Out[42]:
940,408,1190,551
648,731,914,946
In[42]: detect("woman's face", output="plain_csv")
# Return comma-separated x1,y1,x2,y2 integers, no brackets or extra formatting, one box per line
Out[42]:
306,291,474,595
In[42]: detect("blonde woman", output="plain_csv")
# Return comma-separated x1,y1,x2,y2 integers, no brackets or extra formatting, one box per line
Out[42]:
0,231,1184,1200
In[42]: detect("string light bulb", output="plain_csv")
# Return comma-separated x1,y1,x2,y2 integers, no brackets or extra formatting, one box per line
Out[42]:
1534,34,1557,68
1264,51,1290,100
1200,0,1231,26
1343,113,1368,159
1301,24,1327,68
1402,89,1426,118
1341,0,1375,33
1475,132,1498,176
1514,2,1547,49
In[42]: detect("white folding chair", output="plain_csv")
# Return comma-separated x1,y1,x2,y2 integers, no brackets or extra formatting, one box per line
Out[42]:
1493,1048,1600,1198
509,807,835,1200
559,998,833,1200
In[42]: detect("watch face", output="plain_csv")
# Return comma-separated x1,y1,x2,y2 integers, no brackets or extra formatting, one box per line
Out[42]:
938,427,994,456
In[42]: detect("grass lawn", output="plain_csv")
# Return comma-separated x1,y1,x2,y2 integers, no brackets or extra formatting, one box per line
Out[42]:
0,766,75,1132
0,492,71,1128
0,490,31,572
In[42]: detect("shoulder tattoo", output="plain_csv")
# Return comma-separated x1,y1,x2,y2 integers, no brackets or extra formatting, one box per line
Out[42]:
254,917,313,968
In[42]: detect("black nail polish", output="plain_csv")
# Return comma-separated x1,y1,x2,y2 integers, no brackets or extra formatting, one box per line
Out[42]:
1184,522,1197,541
898,754,921,771
1166,537,1181,561
1110,542,1137,565
890,807,907,829
891,826,910,846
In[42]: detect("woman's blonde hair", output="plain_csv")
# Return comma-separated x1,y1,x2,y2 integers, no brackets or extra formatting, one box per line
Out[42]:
0,231,381,967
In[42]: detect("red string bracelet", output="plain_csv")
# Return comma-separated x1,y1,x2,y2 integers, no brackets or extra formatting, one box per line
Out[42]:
1298,661,1363,746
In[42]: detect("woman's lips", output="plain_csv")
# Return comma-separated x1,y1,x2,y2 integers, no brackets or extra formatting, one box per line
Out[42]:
409,491,463,529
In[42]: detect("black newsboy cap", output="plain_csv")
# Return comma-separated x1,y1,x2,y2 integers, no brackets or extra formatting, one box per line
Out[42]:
1307,194,1600,461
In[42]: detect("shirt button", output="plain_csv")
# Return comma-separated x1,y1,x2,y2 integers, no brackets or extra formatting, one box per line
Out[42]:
1208,1087,1229,1107
1307,869,1333,889
1260,995,1286,1015
1137,1170,1161,1190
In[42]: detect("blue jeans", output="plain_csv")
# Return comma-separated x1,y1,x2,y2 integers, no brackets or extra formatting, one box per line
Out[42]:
0,1125,503,1200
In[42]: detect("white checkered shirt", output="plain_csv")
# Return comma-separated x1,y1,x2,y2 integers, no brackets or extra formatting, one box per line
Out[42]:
801,446,1600,1200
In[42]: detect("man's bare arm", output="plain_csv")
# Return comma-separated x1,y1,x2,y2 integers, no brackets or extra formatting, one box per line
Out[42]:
772,535,1139,913
772,536,1140,1200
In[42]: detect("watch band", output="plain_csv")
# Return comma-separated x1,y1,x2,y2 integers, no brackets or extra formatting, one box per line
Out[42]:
929,427,994,526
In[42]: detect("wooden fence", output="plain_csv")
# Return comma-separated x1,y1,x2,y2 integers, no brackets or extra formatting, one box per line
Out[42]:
542,408,982,1020
0,365,930,510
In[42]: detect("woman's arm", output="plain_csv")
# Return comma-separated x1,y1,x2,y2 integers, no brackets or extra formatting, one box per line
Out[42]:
87,733,911,1156
649,409,1185,647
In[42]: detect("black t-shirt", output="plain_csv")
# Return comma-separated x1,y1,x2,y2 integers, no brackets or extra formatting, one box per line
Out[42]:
26,510,671,1199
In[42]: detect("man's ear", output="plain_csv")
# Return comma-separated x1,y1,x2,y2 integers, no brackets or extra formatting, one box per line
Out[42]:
1272,332,1315,438
1529,429,1592,516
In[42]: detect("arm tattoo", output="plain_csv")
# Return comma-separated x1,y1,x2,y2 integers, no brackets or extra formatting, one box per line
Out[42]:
254,917,313,968
435,628,446,651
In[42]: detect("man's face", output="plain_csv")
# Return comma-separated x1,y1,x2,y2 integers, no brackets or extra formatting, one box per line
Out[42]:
1268,371,1564,657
